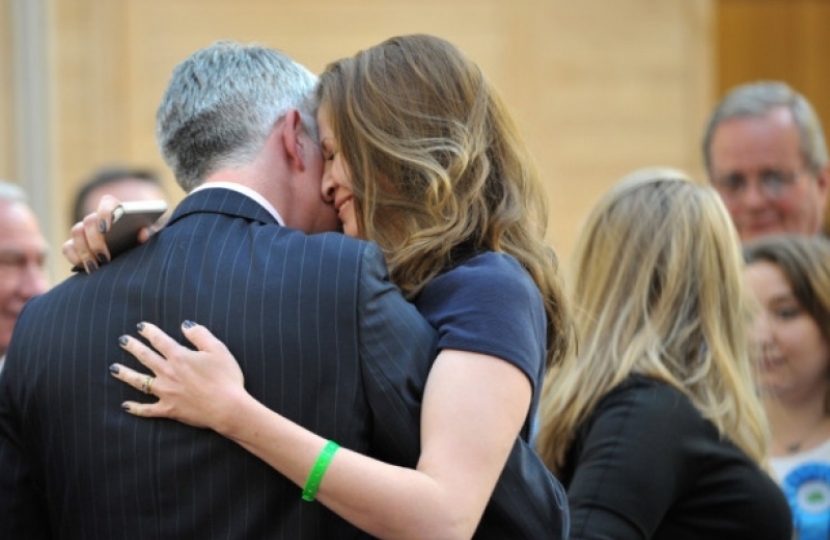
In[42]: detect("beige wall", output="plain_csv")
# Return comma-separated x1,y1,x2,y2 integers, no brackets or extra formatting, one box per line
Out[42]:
0,0,15,181
12,0,716,281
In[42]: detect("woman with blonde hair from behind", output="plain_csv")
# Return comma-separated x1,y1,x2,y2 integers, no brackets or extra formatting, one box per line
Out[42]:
536,168,792,539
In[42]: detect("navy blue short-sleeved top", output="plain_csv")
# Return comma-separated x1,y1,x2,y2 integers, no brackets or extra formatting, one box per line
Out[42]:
414,251,547,438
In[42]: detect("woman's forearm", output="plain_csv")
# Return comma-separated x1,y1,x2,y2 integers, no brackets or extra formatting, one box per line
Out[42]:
216,391,477,540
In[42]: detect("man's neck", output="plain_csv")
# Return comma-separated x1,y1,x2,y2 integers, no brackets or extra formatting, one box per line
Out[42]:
192,178,284,226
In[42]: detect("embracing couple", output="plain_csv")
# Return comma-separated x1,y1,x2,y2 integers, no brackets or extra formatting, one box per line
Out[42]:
0,36,569,539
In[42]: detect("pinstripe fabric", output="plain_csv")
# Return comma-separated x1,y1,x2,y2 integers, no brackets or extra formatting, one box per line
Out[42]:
0,188,438,540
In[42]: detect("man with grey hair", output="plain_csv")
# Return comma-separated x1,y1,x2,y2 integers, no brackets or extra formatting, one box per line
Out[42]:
703,81,830,242
0,41,437,539
0,180,48,373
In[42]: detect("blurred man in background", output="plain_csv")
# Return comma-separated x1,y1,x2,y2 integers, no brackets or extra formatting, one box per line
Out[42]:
0,180,48,372
71,165,170,224
703,81,830,242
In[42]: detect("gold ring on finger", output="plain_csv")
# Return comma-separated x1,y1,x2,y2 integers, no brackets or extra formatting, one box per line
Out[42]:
141,376,155,395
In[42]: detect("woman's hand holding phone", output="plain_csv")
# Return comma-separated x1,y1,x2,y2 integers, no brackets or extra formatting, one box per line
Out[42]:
62,195,167,274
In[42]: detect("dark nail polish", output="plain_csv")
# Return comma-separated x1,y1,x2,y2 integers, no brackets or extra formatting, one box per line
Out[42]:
84,261,97,274
182,320,196,329
97,253,109,265
121,403,130,411
118,335,129,346
99,219,108,234
108,364,120,374
136,322,145,332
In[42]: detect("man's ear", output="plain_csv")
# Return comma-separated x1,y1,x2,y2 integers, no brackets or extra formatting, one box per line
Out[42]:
281,109,308,173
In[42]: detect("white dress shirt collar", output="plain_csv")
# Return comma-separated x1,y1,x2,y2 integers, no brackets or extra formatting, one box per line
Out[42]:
190,182,285,226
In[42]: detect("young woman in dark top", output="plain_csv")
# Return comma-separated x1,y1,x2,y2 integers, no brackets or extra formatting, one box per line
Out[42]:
67,35,570,539
536,168,792,539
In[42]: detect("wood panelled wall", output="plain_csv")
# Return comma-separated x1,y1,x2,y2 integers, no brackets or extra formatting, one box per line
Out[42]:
717,0,830,104
716,0,830,230
7,0,716,281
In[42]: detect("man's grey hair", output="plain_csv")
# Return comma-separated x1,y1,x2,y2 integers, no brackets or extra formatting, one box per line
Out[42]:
157,41,319,192
702,81,829,177
0,181,28,204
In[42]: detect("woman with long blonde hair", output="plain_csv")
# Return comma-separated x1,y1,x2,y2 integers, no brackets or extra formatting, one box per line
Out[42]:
536,168,791,539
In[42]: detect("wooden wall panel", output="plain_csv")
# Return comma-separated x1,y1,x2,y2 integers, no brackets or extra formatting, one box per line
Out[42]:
48,0,715,280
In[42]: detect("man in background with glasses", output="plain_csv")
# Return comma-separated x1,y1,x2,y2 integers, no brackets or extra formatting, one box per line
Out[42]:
703,81,829,242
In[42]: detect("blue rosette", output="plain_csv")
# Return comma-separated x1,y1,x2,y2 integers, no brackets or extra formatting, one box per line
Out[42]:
782,462,830,540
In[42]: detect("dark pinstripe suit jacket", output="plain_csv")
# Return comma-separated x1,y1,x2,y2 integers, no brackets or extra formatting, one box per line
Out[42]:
0,188,438,539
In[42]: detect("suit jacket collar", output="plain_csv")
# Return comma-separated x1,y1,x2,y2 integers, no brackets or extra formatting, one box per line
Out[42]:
167,187,279,228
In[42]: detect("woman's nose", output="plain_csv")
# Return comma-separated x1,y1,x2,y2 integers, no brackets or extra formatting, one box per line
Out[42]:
321,175,336,202
752,314,775,347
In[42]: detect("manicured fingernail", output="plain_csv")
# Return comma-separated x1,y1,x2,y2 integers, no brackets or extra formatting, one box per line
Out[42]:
108,364,120,374
97,253,109,265
84,261,97,274
182,320,196,329
118,335,129,346
121,403,130,411
99,219,108,233
136,322,145,332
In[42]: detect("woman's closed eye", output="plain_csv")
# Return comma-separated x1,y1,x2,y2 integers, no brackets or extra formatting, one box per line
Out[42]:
320,141,337,162
773,305,803,320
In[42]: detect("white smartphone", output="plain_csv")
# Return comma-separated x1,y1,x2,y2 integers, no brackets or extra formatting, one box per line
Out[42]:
106,200,168,257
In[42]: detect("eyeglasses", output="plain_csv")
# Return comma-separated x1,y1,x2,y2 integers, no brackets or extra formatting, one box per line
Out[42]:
713,169,805,200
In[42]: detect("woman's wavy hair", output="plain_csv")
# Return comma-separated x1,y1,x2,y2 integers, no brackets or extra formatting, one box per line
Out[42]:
536,168,770,473
316,34,569,368
743,234,830,410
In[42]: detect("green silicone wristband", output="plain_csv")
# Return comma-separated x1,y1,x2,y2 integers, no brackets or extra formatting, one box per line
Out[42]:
302,440,340,502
